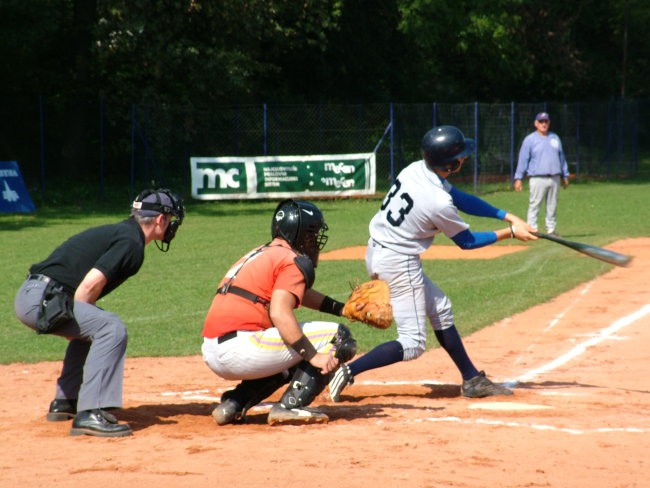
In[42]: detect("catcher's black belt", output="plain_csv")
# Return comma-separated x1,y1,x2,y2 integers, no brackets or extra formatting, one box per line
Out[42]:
217,331,238,344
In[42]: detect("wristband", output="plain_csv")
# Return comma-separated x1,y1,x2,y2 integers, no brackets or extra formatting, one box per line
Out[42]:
320,296,344,316
509,224,515,239
289,335,318,361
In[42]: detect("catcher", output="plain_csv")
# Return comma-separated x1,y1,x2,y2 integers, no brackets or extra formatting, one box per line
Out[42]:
201,199,357,426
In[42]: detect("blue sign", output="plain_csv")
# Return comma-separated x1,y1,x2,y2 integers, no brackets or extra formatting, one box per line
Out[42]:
0,161,36,213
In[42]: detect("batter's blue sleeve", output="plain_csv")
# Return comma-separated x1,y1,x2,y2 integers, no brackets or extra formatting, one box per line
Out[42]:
449,187,506,220
451,229,498,250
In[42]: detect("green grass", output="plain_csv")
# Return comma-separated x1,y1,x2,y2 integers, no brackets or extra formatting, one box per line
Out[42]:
1,180,649,364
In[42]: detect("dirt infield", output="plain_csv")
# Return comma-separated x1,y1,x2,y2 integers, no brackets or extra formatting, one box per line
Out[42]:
1,238,648,488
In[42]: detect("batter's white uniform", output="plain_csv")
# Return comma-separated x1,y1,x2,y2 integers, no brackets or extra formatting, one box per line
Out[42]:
367,159,469,361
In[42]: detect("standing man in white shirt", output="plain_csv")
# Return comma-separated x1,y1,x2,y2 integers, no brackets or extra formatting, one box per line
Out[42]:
514,112,570,237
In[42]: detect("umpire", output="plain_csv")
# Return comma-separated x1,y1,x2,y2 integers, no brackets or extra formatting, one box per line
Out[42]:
14,188,184,437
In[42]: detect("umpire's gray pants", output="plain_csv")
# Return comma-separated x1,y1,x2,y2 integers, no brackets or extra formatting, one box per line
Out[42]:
14,278,128,412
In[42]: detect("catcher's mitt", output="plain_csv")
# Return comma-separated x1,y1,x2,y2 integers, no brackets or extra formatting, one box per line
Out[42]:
342,279,393,329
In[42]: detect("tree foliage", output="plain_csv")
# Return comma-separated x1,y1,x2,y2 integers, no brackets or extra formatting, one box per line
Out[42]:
1,0,648,104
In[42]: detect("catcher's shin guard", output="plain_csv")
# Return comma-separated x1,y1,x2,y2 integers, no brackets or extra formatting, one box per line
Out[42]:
332,323,357,362
279,361,328,409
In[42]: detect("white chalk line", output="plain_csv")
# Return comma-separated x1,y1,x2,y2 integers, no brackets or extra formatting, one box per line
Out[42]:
513,280,595,366
506,303,650,385
418,416,650,435
544,280,595,332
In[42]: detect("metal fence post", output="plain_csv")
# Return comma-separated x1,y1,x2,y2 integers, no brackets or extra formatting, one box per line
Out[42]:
99,95,105,200
510,101,516,182
263,103,268,156
38,95,46,198
130,104,136,199
389,103,395,185
575,101,580,176
473,102,479,192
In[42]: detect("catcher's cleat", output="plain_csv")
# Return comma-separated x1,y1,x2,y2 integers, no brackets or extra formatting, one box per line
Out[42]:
461,371,513,398
212,398,245,426
267,404,328,426
47,398,77,422
328,363,354,402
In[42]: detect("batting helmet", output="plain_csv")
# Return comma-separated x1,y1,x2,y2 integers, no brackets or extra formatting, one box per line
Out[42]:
271,199,328,266
421,125,475,170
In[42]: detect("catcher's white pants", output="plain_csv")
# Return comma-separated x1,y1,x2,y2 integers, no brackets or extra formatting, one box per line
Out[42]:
365,238,455,361
202,321,339,380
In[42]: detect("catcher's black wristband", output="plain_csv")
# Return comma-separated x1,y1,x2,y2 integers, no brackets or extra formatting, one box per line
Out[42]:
320,296,344,316
289,335,318,361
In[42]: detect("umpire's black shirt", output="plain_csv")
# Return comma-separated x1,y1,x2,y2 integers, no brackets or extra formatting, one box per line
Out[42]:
30,218,146,299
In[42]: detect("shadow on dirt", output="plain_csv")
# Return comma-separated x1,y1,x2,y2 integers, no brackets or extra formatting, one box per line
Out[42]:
119,402,212,431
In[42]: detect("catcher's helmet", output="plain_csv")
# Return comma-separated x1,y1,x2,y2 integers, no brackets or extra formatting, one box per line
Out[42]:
132,188,185,252
271,199,328,266
421,125,475,170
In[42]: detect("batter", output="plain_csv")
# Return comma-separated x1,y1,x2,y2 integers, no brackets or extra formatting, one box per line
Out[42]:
330,125,537,401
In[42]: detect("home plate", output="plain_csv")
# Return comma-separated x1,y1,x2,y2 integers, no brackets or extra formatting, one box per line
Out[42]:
468,402,553,411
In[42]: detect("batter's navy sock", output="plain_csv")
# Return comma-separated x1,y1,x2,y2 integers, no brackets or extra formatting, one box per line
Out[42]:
349,340,404,376
434,327,480,381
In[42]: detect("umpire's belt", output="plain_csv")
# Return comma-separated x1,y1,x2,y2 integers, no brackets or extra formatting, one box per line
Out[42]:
217,331,238,344
27,274,74,297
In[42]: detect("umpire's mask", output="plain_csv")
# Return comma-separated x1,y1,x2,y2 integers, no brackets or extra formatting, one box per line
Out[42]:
132,188,185,252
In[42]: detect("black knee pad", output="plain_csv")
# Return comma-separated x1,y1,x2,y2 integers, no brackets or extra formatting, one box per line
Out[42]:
279,361,327,409
332,323,357,362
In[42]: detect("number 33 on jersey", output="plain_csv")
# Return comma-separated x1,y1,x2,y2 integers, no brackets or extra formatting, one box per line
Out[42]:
369,160,469,255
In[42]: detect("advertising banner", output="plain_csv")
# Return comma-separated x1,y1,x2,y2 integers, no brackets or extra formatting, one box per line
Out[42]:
0,161,36,213
190,153,375,200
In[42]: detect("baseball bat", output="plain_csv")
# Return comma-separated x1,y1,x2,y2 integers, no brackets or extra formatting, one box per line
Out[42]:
533,232,632,267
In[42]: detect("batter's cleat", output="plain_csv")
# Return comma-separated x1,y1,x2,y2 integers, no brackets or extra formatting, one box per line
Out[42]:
47,398,77,422
69,409,132,437
211,398,245,426
461,371,513,398
328,364,354,402
267,404,329,426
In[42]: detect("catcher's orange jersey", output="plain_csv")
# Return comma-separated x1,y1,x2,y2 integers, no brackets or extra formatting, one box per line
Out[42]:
202,238,306,339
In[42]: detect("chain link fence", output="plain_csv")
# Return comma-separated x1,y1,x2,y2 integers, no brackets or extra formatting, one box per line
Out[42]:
0,96,645,202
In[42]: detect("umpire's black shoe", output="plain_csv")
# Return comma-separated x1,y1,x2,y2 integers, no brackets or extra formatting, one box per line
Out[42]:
47,398,77,422
69,409,132,437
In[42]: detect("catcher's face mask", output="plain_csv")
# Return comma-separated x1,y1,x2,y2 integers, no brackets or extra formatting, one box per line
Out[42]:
132,188,185,252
